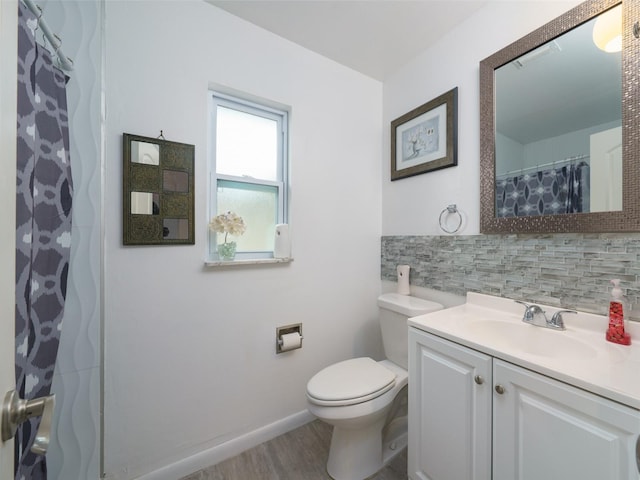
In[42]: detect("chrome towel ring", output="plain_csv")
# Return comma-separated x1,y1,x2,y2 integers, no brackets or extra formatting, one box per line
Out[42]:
439,204,462,234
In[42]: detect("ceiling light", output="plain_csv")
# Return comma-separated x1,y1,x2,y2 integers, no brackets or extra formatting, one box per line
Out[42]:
593,4,622,53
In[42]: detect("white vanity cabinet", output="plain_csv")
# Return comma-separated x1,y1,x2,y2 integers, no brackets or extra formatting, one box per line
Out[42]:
493,359,640,480
409,327,640,480
408,328,492,480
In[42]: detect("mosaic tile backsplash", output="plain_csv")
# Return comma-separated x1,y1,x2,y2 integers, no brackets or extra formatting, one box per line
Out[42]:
381,234,640,321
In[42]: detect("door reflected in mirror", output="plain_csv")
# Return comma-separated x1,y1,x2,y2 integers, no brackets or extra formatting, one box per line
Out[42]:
163,219,189,240
494,5,622,218
131,140,160,166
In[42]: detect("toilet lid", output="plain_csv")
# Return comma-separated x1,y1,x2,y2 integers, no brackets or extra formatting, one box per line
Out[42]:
306,357,396,406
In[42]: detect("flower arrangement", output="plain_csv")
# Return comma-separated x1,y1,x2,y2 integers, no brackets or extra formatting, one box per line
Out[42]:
209,211,246,243
209,211,246,261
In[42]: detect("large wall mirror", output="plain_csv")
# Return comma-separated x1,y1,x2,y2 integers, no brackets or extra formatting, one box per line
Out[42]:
123,133,195,245
480,0,640,233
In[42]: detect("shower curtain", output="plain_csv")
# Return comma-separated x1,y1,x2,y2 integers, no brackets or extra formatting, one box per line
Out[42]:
496,162,590,217
15,2,72,478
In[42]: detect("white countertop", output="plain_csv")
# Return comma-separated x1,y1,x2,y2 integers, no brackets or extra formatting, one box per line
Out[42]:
409,292,640,410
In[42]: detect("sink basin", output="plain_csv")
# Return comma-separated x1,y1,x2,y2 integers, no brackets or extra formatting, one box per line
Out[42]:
465,320,598,360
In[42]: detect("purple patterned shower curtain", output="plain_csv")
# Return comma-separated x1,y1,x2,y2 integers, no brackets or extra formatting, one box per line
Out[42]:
15,2,72,479
496,162,590,217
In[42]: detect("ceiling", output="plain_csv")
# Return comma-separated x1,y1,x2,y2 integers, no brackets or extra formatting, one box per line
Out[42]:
207,1,488,81
206,1,621,149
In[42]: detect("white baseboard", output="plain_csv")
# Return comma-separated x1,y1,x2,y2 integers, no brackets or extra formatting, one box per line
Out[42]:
135,409,315,480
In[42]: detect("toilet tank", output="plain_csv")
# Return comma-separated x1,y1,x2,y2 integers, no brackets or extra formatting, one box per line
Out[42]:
378,293,443,369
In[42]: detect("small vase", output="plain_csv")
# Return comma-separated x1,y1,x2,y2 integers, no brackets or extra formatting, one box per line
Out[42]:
218,241,237,261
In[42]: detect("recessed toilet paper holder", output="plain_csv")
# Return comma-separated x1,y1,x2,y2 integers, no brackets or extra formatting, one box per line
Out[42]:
276,323,303,353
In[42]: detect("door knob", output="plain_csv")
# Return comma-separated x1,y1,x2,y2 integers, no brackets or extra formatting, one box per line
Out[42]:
1,390,55,455
494,384,506,395
474,375,484,385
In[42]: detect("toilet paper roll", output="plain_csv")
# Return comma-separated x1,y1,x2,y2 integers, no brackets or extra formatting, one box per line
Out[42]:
279,332,302,352
397,264,411,295
274,224,291,259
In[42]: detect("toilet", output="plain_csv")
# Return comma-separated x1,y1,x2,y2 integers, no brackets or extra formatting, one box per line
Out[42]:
306,293,443,480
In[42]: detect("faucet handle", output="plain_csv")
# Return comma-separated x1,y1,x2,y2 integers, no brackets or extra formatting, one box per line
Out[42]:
514,300,532,317
514,300,544,322
549,310,576,330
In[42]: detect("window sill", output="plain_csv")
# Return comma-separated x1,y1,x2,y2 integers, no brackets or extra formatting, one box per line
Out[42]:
204,257,293,268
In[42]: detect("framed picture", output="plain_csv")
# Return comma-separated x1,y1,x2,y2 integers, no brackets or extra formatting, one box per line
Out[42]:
391,87,458,181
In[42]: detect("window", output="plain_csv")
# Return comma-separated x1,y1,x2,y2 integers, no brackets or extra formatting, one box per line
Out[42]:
209,92,289,261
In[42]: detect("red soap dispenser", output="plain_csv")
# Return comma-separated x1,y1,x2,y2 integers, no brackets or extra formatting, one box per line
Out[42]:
606,279,631,345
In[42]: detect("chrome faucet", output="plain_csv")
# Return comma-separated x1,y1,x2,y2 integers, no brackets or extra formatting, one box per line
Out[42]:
515,301,572,331
515,300,547,325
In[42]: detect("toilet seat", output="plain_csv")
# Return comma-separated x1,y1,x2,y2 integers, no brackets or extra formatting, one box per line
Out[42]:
306,357,396,407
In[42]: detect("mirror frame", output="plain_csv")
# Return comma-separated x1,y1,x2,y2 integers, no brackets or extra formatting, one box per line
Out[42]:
480,0,640,233
122,133,195,245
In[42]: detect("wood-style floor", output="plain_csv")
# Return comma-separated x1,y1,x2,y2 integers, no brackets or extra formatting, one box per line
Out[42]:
180,419,407,480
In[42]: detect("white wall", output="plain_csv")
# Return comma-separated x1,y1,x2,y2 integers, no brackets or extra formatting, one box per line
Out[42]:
497,119,620,175
103,1,382,478
382,1,581,236
522,119,620,168
0,1,18,477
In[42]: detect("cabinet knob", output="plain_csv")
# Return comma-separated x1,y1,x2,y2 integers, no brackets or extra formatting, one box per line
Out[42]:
494,384,506,395
474,375,484,385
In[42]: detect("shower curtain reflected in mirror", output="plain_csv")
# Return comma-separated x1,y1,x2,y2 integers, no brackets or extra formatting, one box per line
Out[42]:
496,161,590,218
15,2,73,478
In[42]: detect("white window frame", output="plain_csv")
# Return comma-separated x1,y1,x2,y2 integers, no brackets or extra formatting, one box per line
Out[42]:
208,91,289,262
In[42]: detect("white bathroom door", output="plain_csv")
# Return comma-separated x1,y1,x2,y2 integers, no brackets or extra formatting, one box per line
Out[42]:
0,0,18,476
590,126,622,212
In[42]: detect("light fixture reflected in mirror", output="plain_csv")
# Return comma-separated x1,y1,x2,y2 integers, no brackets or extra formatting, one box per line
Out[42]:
593,4,622,52
131,140,160,165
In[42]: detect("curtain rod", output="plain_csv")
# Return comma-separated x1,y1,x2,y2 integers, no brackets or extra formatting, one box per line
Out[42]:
22,0,74,72
498,154,589,178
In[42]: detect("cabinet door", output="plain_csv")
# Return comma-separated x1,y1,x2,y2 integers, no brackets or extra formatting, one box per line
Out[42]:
493,359,640,480
408,329,492,480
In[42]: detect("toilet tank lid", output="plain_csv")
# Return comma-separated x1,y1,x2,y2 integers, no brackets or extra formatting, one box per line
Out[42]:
378,293,443,317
